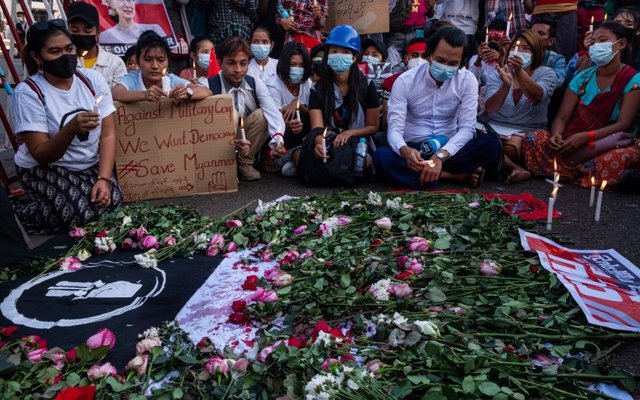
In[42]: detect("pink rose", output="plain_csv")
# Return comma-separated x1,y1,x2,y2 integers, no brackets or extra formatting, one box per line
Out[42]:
163,235,176,246
27,348,47,362
140,235,159,250
135,226,148,242
388,283,413,299
210,234,225,248
136,338,162,354
87,362,117,381
468,201,481,208
374,217,392,230
206,245,220,257
69,227,86,239
225,241,238,253
86,328,116,350
59,256,82,271
367,359,383,373
273,272,292,287
205,356,230,375
126,354,149,376
121,238,135,250
231,358,249,378
408,237,429,252
300,249,313,259
260,250,274,261
250,288,278,303
478,260,501,276
294,225,307,235
225,219,243,229
407,259,424,275
396,255,409,269
337,216,352,226
318,224,329,236
264,268,281,283
129,227,138,238
257,340,283,363
280,249,300,265
321,358,339,370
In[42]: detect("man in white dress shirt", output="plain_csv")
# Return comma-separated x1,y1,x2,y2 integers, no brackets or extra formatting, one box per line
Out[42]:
373,26,501,190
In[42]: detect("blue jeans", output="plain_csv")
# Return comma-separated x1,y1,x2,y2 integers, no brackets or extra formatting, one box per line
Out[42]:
373,134,501,190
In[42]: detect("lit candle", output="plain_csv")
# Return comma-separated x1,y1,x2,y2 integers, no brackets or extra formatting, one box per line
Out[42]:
604,13,608,21
80,50,88,68
547,186,558,231
553,158,559,188
589,16,594,33
485,27,489,43
239,117,246,142
321,127,327,163
161,68,171,95
589,176,596,207
506,12,512,37
513,40,521,55
192,60,197,80
594,180,607,223
295,99,301,121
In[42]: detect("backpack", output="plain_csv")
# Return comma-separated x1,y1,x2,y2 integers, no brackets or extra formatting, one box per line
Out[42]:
208,74,260,106
390,0,412,31
297,127,365,187
23,70,95,106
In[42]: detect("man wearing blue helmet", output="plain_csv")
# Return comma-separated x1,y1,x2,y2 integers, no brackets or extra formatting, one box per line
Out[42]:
374,26,501,190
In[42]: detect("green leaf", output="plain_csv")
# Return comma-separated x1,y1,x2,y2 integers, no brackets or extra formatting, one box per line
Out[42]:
404,331,422,346
278,286,292,295
426,287,447,303
340,273,351,288
76,344,91,362
313,278,324,290
433,237,451,250
65,372,81,387
177,353,197,364
172,388,184,399
408,375,430,385
478,382,500,396
462,375,475,393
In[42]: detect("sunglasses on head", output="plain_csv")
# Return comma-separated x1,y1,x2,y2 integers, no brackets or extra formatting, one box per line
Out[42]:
27,19,67,42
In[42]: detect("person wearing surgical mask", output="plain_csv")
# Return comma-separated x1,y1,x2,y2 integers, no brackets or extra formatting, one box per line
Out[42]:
309,44,326,83
517,21,640,190
482,30,557,184
359,38,392,97
374,26,501,190
180,36,215,88
247,26,278,82
266,42,313,175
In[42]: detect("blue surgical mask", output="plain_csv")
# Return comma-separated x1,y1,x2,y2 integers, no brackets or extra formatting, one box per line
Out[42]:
362,55,381,64
327,53,354,74
197,53,210,70
289,67,304,84
251,44,271,61
509,51,532,69
589,41,619,67
429,60,458,82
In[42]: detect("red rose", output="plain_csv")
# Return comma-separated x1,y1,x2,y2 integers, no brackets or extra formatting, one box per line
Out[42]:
530,265,540,274
231,300,247,313
287,336,307,348
196,337,212,348
339,354,355,363
66,348,77,363
229,313,247,324
324,261,333,267
395,271,414,280
503,346,515,353
0,326,17,337
370,239,383,252
242,275,258,291
95,231,108,238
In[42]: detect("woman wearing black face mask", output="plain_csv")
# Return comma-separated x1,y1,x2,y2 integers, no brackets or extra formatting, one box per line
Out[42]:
67,1,127,87
10,20,123,233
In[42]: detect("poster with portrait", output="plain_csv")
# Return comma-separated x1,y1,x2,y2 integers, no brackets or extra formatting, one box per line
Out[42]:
84,0,177,56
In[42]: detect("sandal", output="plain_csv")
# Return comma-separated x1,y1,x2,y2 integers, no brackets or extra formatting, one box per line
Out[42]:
617,169,640,194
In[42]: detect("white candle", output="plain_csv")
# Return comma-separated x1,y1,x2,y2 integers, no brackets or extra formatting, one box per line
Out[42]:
594,180,607,223
589,177,596,207
589,16,594,32
161,68,171,95
485,28,489,43
79,50,88,69
322,127,327,163
192,60,197,80
506,12,512,37
546,192,556,231
240,117,246,142
513,40,520,55
295,99,301,121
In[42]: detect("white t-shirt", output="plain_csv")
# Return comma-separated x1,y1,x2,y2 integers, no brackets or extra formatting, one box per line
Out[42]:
247,57,278,83
266,75,312,109
11,69,116,171
439,0,479,35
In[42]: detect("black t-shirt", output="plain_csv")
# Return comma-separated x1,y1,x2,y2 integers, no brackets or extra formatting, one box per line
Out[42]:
308,80,380,131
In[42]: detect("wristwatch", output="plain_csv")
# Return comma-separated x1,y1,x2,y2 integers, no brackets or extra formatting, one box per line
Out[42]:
435,151,446,162
186,87,194,100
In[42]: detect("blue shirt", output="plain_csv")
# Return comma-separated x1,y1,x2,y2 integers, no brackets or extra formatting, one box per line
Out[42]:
116,70,190,91
543,50,567,88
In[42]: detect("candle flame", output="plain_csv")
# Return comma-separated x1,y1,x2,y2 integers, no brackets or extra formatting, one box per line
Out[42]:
591,176,595,186
81,50,88,57
322,127,328,138
553,157,557,171
590,16,594,24
296,99,300,109
162,68,167,76
240,117,244,129
192,60,196,69
605,13,608,20
600,180,608,191
515,40,521,46
554,173,560,185
95,95,103,105
551,186,558,198
508,12,512,21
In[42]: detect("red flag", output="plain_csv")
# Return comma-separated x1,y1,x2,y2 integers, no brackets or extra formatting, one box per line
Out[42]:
208,48,220,78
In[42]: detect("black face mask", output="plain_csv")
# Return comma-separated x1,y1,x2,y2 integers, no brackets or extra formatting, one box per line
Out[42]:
71,34,97,51
41,54,77,79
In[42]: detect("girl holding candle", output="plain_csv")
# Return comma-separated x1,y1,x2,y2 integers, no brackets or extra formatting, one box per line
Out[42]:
247,27,278,83
112,31,211,103
179,36,215,87
515,21,640,189
11,21,122,232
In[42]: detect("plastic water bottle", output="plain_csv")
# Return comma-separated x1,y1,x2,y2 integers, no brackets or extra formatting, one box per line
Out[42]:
419,135,448,158
353,138,367,177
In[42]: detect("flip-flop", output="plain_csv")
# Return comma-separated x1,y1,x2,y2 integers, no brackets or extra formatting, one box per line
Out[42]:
617,169,640,194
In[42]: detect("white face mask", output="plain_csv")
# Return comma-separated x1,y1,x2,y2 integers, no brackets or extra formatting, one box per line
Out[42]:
509,51,532,69
407,58,427,70
362,55,382,64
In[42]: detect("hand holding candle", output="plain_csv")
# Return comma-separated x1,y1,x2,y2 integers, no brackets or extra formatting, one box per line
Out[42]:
595,180,607,223
321,127,328,163
589,16,594,32
589,176,596,207
295,99,301,122
240,117,247,142
161,68,171,95
513,40,521,55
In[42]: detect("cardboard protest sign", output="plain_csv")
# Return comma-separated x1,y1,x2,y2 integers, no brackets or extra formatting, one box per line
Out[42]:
114,96,238,202
85,0,177,56
520,229,640,332
326,0,389,34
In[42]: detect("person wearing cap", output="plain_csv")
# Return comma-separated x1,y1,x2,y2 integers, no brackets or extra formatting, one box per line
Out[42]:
360,38,392,97
373,26,501,190
387,0,436,55
67,1,127,87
